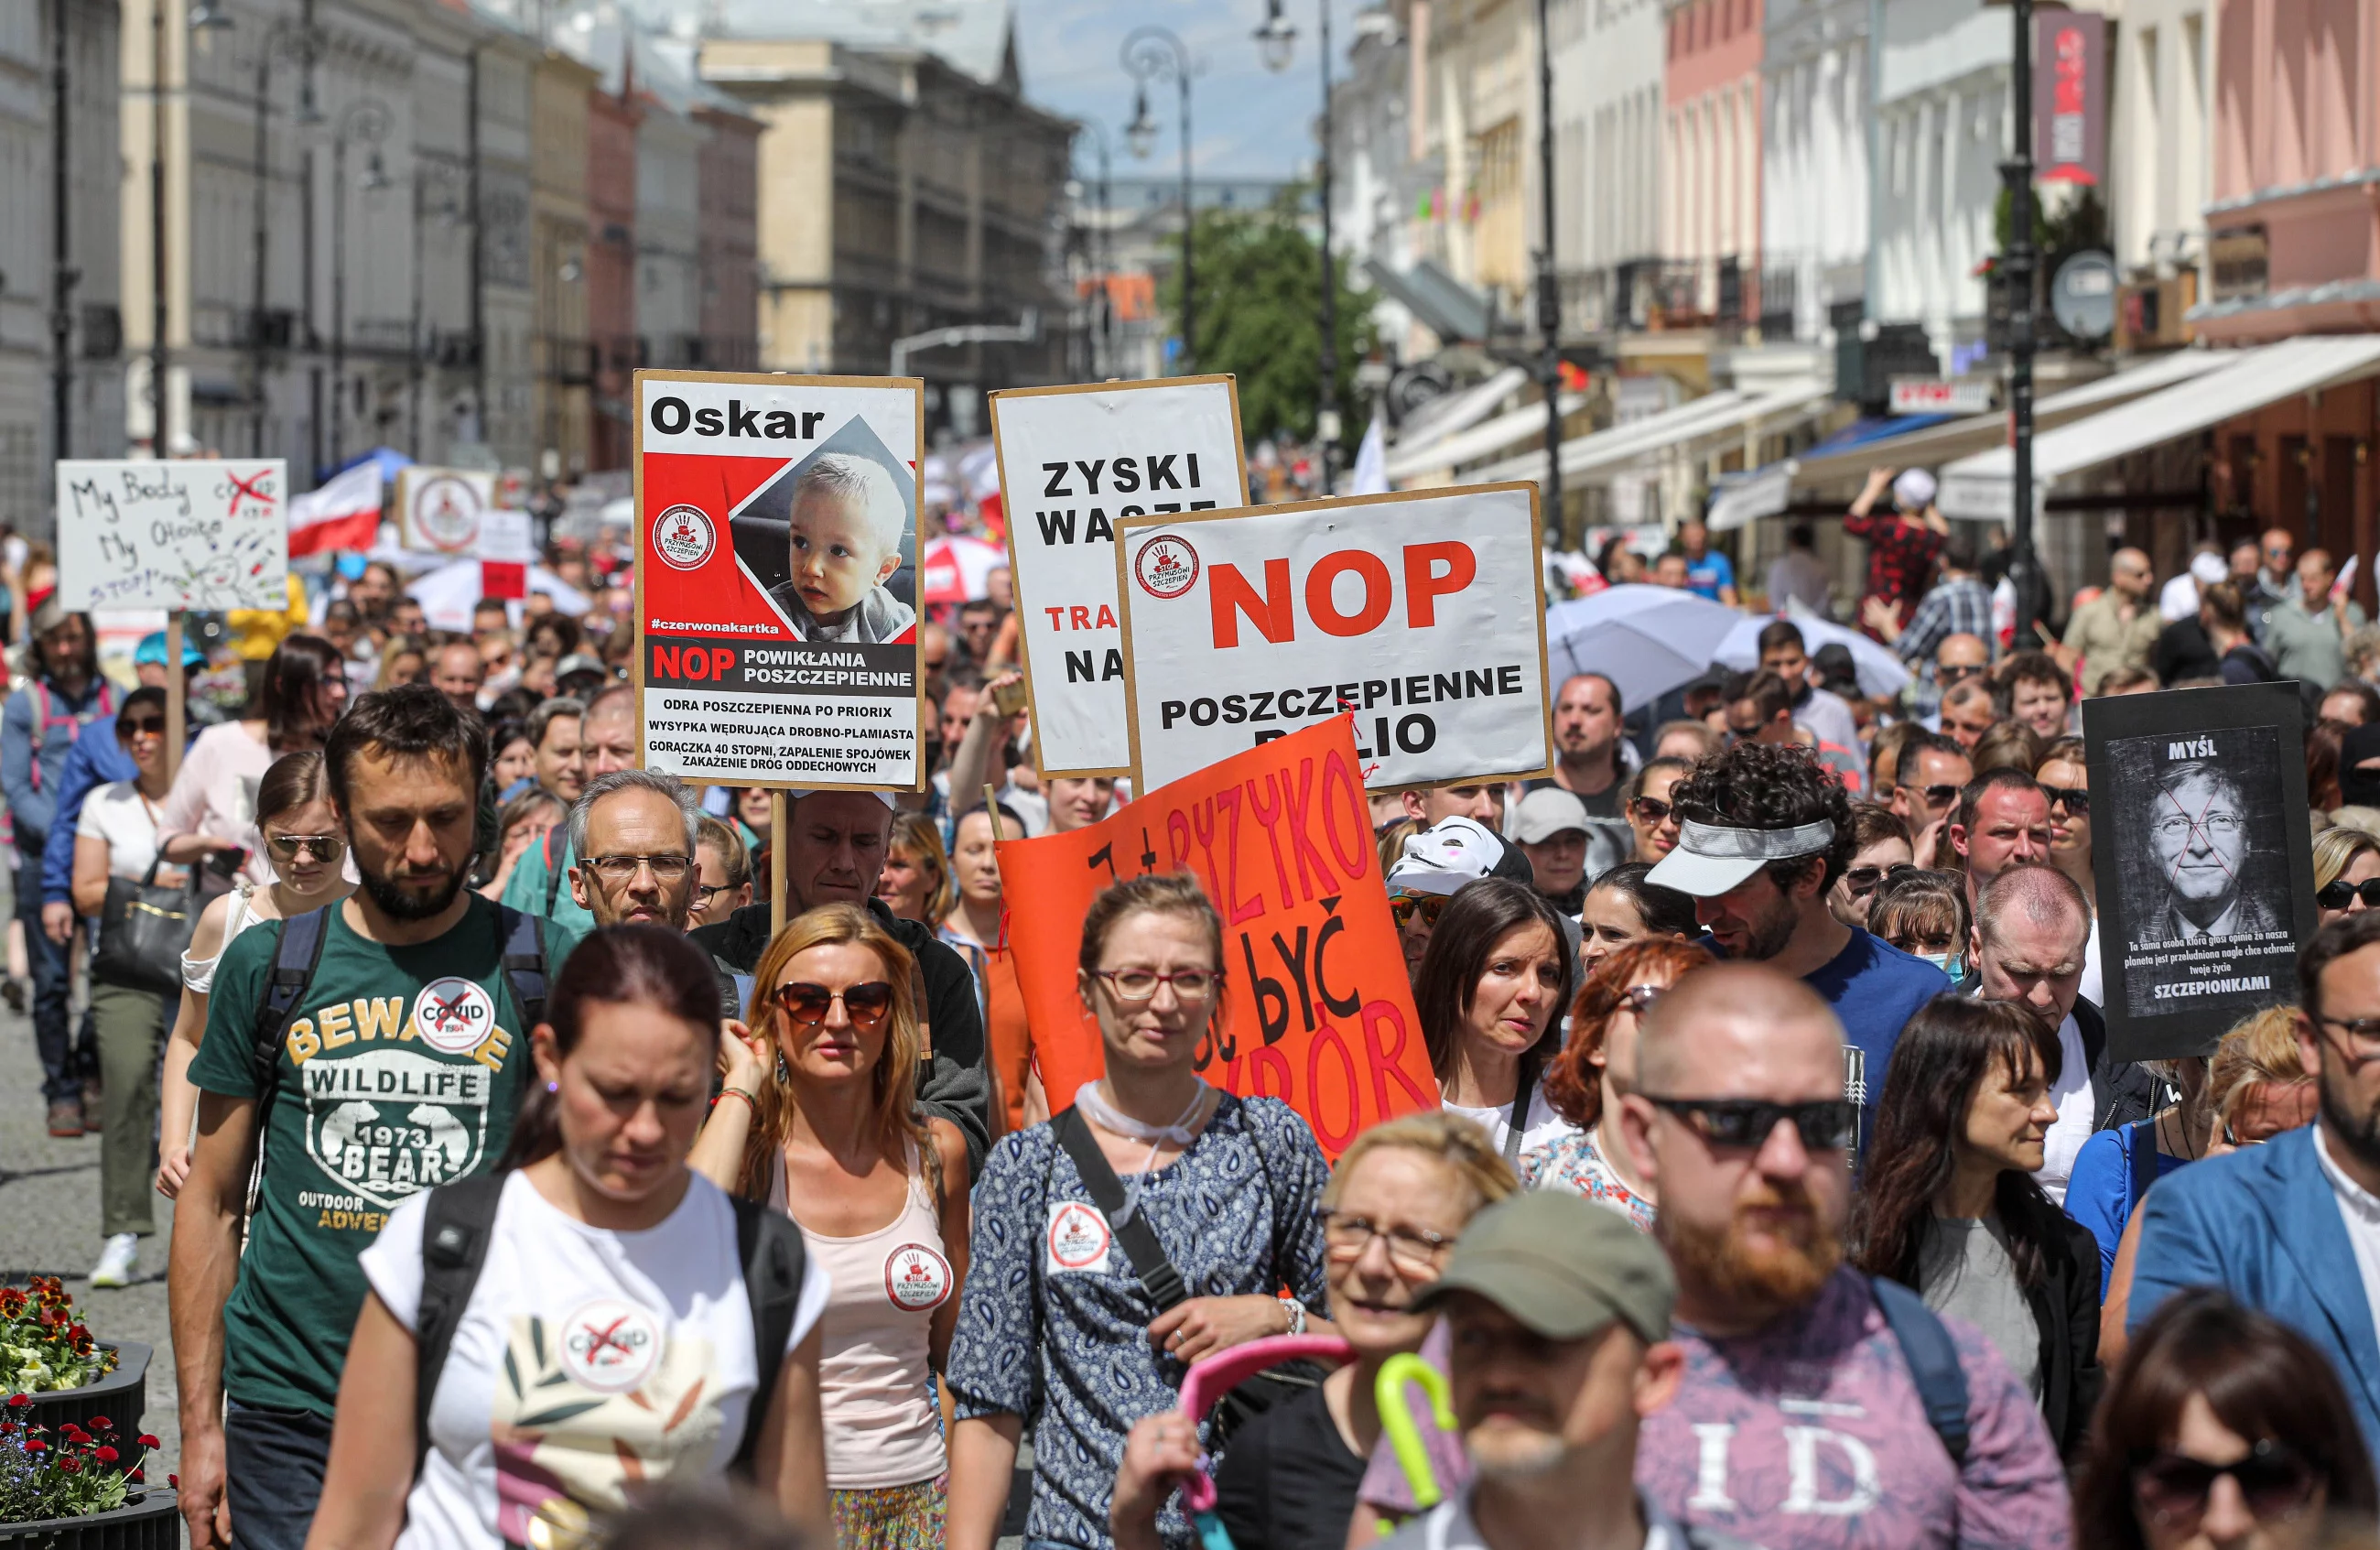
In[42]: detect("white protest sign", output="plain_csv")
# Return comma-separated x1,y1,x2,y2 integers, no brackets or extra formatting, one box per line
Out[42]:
1115,483,1552,793
989,376,1248,776
396,466,496,555
55,460,290,612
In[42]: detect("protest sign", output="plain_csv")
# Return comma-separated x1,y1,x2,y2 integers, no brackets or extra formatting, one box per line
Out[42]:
988,376,1249,776
996,716,1437,1156
2085,682,2315,1061
1114,483,1552,793
478,508,536,601
54,459,290,612
395,466,496,555
633,369,925,791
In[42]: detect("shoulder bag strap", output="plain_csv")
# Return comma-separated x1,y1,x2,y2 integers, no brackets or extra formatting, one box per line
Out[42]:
1050,1106,1187,1310
413,1174,508,1477
2127,1119,2158,1211
243,906,331,1230
1501,1044,1543,1170
730,1194,811,1477
1870,1274,1972,1464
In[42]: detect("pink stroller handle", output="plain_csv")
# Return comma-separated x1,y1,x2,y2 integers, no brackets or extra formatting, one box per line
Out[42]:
1176,1335,1354,1512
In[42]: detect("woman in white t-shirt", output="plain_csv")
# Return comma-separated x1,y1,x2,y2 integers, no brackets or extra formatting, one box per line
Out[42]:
70,688,179,1287
312,925,831,1550
1417,879,1578,1166
689,902,970,1550
154,750,352,1200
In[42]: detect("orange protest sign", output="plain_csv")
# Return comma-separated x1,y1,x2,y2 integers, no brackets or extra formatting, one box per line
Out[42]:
995,716,1438,1156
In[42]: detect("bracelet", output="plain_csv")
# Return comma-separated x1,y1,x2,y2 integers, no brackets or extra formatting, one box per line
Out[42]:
1279,1295,1306,1337
713,1087,759,1117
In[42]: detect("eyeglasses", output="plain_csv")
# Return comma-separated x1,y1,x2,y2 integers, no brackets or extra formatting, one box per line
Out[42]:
2315,1014,2380,1066
2319,879,2380,910
582,852,694,884
770,980,894,1030
1897,782,1963,810
2039,785,2090,816
120,715,166,738
1628,796,1673,828
1644,1095,1858,1152
1093,967,1220,1003
1389,894,1450,929
694,880,737,906
2152,812,2243,842
1936,663,1985,684
1843,862,1920,899
2131,1442,2320,1527
262,832,345,863
1617,983,1665,1015
1312,1207,1453,1274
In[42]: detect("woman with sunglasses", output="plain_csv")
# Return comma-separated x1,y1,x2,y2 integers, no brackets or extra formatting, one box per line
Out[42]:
1418,878,1576,1165
1577,861,1698,967
1825,800,1915,931
1852,996,2104,1457
945,873,1332,1550
692,903,968,1549
156,750,352,1202
157,632,349,887
1622,756,1690,863
2073,1288,2375,1550
1110,1113,1518,1550
2313,826,2380,927
1528,938,1711,1229
70,688,183,1285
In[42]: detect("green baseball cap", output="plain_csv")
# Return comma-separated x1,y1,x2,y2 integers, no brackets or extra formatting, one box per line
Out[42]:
1413,1190,1675,1344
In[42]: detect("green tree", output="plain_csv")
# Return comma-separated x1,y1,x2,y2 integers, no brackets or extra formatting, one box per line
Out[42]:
1159,190,1376,454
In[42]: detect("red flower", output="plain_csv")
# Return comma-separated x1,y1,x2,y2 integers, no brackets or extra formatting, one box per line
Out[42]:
25,1438,45,1453
87,1415,109,1430
5,1394,27,1408
60,1423,85,1437
58,1456,78,1474
137,1434,159,1447
94,1445,118,1463
168,1474,179,1488
128,1468,144,1482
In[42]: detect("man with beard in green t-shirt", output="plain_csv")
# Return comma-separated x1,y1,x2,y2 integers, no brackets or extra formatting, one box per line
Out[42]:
168,685,585,1550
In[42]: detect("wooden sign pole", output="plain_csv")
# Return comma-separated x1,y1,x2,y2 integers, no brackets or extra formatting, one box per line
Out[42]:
769,790,788,938
164,610,186,785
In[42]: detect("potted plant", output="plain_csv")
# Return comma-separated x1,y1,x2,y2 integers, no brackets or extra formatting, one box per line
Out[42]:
0,1284,146,1444
0,1405,178,1548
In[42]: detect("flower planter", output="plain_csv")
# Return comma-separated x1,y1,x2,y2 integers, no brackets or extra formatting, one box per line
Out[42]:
0,1488,178,1550
4,1347,147,1449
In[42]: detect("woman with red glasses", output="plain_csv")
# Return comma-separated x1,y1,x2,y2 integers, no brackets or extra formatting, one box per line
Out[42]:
692,902,971,1550
2073,1288,2375,1550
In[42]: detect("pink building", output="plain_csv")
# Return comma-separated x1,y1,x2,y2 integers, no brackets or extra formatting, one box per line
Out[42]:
1661,0,1764,325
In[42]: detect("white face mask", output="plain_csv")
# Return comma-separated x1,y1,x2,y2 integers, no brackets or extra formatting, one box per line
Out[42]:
1919,950,1964,981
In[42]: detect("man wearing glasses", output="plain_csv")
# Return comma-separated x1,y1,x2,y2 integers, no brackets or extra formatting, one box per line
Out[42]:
2135,760,2278,946
567,768,707,931
2131,911,2380,1474
1622,964,2070,1545
1887,731,1973,863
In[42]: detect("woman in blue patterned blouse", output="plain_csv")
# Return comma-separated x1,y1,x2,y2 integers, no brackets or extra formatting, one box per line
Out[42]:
942,873,1334,1550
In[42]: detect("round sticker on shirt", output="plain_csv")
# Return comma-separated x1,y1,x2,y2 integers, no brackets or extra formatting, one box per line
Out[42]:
883,1243,953,1312
1046,1201,1113,1273
411,977,498,1056
559,1297,664,1393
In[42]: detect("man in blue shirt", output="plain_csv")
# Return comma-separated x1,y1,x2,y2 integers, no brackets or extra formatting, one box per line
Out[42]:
1,601,116,1134
1679,519,1737,606
1646,739,1949,1154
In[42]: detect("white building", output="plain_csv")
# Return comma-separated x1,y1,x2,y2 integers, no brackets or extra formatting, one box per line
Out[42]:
1760,0,1868,342
1328,7,1419,355
1550,0,1663,330
1871,0,2009,366
2107,0,2212,285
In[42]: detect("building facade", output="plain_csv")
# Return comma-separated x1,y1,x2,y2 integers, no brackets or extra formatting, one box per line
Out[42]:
1760,0,1867,342
1546,0,1665,336
1661,0,1762,329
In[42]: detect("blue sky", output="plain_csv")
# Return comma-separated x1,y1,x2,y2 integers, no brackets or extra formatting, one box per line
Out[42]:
1012,0,1326,179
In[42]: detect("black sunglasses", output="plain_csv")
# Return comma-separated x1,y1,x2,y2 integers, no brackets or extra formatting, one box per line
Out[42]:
119,715,166,737
1897,781,1963,809
2131,1442,2320,1527
2320,879,2380,911
1644,1095,1857,1151
1936,663,1985,684
1843,862,1920,898
1628,796,1672,824
2039,785,2090,815
1390,894,1450,928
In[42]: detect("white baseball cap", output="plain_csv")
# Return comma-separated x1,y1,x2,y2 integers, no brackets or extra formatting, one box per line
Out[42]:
1891,469,1937,511
1644,817,1835,898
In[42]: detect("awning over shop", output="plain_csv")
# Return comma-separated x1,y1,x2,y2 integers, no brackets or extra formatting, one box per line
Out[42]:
1705,413,1953,531
1388,374,1585,482
1474,379,1834,489
1936,336,2380,520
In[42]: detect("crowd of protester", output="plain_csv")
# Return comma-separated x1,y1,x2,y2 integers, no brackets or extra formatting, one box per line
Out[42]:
4,473,2380,1550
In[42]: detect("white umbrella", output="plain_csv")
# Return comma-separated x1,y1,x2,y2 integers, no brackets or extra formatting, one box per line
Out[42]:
1714,610,1912,699
1543,584,1745,710
406,558,592,634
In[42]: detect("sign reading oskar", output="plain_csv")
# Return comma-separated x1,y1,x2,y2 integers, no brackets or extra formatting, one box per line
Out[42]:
988,375,1249,776
2085,681,2316,1062
1115,482,1552,793
633,369,925,791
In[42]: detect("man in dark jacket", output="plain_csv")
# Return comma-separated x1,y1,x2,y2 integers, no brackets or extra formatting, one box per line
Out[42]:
690,788,990,1176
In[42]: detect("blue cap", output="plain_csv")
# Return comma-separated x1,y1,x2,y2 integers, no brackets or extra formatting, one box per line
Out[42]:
135,632,205,669
335,553,369,580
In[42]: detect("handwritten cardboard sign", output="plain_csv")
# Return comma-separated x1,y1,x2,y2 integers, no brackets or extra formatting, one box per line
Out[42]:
54,460,290,612
996,715,1437,1156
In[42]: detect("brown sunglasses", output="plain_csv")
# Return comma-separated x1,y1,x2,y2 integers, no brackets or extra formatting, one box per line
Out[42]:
769,980,894,1029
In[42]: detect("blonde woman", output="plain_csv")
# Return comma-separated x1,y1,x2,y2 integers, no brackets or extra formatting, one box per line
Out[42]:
877,811,957,927
693,903,970,1550
2315,824,2380,927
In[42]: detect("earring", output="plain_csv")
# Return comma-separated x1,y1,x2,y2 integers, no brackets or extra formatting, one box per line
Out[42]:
776,1049,789,1084
546,1081,558,1093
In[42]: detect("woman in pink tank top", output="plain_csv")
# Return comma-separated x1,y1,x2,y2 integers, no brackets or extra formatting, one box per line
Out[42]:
692,902,972,1550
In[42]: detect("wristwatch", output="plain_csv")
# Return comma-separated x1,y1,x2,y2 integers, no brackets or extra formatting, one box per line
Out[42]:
1279,1295,1306,1337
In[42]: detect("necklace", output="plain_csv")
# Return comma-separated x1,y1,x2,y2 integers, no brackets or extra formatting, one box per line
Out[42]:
1077,1078,1210,1225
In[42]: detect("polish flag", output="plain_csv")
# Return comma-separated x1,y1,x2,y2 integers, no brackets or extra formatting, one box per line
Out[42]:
287,462,384,557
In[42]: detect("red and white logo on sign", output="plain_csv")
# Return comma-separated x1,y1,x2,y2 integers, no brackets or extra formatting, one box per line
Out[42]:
1134,535,1200,600
1044,1200,1113,1275
410,977,497,1056
559,1297,664,1393
883,1243,954,1311
653,504,717,570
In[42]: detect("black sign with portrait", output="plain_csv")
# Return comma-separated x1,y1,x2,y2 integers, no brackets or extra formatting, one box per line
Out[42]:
2085,683,2314,1062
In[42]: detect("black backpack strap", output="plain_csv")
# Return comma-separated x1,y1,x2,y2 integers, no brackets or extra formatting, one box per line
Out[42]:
1051,1106,1187,1310
1501,1045,1543,1170
730,1194,810,1477
1871,1275,1971,1464
414,1175,508,1476
496,905,548,1035
2126,1120,2158,1211
250,907,332,1131
544,831,568,917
